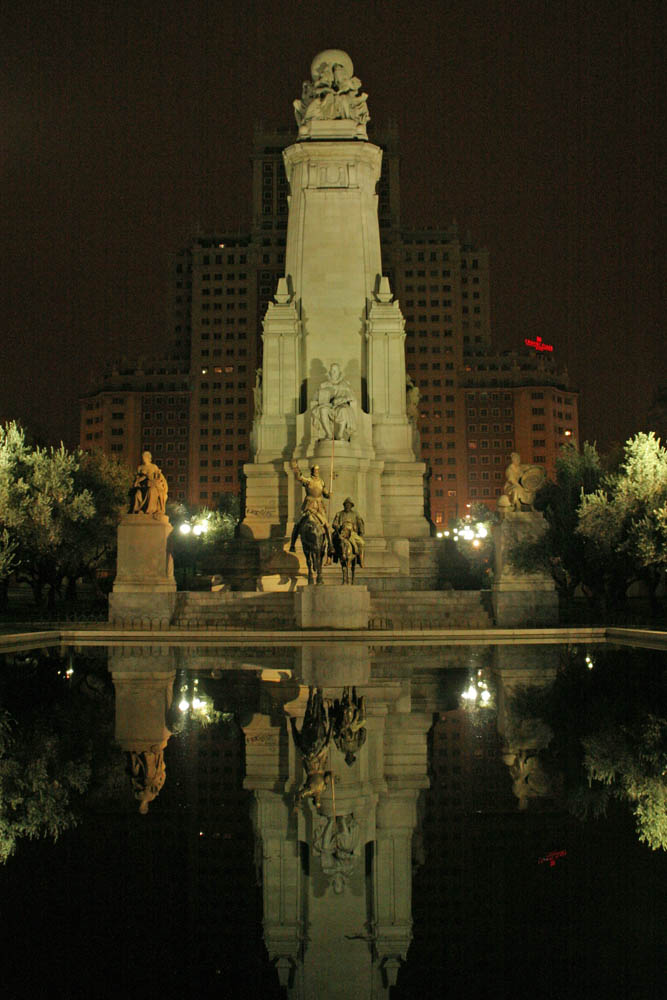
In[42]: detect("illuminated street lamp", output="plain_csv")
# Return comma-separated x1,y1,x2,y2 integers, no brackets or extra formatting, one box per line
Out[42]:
460,669,494,710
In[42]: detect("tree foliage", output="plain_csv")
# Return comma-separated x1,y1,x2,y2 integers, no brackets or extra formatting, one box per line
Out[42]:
508,648,667,850
0,423,130,605
583,716,667,851
168,502,241,581
0,651,120,862
509,435,667,613
508,441,607,599
577,432,667,599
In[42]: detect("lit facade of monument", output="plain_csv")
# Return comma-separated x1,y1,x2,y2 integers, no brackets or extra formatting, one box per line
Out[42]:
80,58,579,528
242,51,429,562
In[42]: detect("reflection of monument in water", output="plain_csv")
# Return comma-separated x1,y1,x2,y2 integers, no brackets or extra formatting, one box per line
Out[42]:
243,642,431,996
105,639,558,996
240,49,430,589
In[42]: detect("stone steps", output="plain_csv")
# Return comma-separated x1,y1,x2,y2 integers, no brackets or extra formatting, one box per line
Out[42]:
369,590,493,630
170,588,493,630
172,591,297,629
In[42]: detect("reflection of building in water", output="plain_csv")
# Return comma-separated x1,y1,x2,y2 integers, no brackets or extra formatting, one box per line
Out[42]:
398,706,573,998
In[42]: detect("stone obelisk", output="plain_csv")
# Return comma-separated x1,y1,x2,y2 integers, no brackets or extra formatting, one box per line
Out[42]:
241,50,429,582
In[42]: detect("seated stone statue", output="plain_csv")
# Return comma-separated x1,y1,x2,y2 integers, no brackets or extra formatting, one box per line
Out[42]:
312,814,361,894
127,748,166,815
310,363,357,442
130,451,168,516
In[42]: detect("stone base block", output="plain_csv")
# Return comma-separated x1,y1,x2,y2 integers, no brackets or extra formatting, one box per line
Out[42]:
109,590,177,627
492,584,559,628
110,514,177,625
295,584,370,629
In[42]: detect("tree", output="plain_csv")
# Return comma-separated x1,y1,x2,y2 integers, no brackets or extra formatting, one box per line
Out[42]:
60,449,132,600
583,716,667,851
0,708,91,863
508,442,610,602
577,433,667,610
0,424,130,606
168,504,240,583
508,648,667,850
0,653,120,863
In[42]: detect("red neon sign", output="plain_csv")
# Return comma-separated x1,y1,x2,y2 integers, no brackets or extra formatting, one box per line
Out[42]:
538,849,567,867
524,336,554,353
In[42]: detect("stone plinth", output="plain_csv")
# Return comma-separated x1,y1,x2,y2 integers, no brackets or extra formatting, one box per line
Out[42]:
492,512,558,627
109,513,177,625
296,642,371,687
111,672,175,751
295,584,370,629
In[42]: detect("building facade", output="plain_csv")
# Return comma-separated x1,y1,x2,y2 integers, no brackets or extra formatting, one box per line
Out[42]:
80,126,578,522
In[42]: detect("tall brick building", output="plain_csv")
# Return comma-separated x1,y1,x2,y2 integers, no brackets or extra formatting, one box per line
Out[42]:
80,125,578,521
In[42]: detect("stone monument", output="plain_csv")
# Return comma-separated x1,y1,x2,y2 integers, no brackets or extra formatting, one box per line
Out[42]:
108,451,177,625
492,454,558,626
240,50,429,589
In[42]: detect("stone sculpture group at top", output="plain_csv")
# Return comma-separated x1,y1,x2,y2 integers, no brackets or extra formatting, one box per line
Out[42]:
293,49,369,127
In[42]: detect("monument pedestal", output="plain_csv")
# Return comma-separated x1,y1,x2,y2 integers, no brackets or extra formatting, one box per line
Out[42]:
295,584,370,629
492,512,558,627
109,514,177,626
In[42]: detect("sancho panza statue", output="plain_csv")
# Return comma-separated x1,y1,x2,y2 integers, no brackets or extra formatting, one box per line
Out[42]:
310,363,357,442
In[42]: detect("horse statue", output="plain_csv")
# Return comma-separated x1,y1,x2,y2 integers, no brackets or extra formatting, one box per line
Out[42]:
333,523,358,585
294,510,328,585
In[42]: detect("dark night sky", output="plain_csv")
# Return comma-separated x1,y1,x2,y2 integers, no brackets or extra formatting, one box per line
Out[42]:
1,0,664,451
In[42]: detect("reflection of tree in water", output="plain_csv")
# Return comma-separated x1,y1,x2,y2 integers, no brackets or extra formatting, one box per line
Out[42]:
0,649,122,863
508,646,667,849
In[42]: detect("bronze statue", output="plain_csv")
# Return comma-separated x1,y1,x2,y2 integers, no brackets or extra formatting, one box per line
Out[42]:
290,687,333,809
289,461,332,584
332,497,365,581
331,686,366,765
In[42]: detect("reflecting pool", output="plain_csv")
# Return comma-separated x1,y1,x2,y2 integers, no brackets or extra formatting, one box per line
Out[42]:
0,638,665,999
